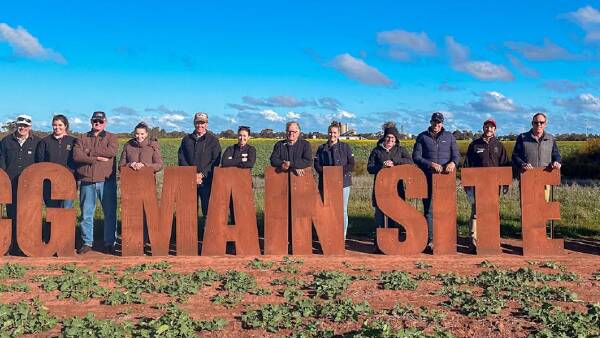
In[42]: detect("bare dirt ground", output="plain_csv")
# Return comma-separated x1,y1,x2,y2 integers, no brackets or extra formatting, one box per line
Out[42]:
2,237,600,337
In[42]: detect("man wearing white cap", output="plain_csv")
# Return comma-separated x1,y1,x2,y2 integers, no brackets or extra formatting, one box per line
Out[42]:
0,114,41,255
178,112,221,216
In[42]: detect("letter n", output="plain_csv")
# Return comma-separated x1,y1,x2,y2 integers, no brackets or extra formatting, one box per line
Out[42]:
290,166,344,255
17,163,76,257
521,168,563,255
201,167,260,255
375,164,428,255
120,166,197,256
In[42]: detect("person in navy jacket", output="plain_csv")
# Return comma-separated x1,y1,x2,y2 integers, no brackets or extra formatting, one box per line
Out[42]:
412,112,460,249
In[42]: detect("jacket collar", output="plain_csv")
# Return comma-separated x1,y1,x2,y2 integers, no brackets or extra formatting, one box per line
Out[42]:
427,127,445,138
87,130,106,138
11,132,32,141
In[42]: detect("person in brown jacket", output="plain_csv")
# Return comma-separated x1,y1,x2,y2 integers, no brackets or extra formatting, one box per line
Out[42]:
118,122,163,173
73,111,119,255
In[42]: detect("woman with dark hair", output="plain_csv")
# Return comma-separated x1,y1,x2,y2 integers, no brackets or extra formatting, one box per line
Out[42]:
35,114,77,208
221,126,256,169
119,122,163,254
118,122,163,173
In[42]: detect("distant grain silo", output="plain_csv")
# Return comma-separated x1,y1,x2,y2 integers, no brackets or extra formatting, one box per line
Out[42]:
340,123,348,134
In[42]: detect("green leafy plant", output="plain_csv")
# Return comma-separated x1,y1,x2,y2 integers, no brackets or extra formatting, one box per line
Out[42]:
102,290,145,305
39,265,108,301
123,261,172,273
0,298,58,337
0,263,29,279
134,303,226,337
60,313,133,338
247,258,274,270
379,271,418,290
317,298,371,322
309,271,353,299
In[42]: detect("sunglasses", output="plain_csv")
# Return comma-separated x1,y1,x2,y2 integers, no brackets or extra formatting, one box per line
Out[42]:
16,117,31,124
532,121,546,125
194,121,207,125
91,119,105,124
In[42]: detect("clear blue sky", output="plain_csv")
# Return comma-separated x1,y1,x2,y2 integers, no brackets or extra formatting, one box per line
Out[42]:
1,1,599,134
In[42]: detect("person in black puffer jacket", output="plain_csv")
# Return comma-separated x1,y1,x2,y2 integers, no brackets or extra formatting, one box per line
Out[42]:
367,126,412,229
178,112,221,216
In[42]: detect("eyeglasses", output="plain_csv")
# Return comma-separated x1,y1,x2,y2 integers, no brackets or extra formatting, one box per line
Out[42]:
532,121,546,125
91,119,105,124
287,130,299,134
195,121,207,125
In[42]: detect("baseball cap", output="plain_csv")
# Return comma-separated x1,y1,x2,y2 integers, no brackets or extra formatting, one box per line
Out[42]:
194,112,208,123
430,112,444,123
16,114,32,126
91,111,106,120
483,118,497,128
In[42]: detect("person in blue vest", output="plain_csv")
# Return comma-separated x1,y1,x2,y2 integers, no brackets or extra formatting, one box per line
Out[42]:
412,112,460,250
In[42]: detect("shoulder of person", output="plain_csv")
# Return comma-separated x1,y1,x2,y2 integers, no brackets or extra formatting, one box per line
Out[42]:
147,138,160,147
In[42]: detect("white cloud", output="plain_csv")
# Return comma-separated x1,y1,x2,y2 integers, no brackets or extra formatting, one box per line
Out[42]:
568,5,600,26
330,53,393,86
554,93,600,112
71,117,84,125
469,91,517,112
446,36,513,81
336,109,355,119
566,6,600,43
505,38,575,61
0,23,66,63
286,111,301,119
158,113,186,123
260,109,285,122
377,29,436,61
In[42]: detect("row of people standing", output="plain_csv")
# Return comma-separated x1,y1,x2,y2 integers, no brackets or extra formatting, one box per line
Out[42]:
0,109,561,255
366,111,561,251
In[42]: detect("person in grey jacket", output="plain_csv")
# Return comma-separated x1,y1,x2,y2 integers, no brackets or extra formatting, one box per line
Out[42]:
512,112,561,173
368,126,413,229
412,112,460,248
512,112,561,203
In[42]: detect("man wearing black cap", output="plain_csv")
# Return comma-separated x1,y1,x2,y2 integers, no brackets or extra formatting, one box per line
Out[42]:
0,114,41,255
178,112,221,217
73,111,119,254
463,118,510,249
412,112,460,250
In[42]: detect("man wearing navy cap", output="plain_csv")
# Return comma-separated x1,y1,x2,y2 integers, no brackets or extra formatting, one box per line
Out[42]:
463,118,510,250
412,112,460,251
73,111,119,255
